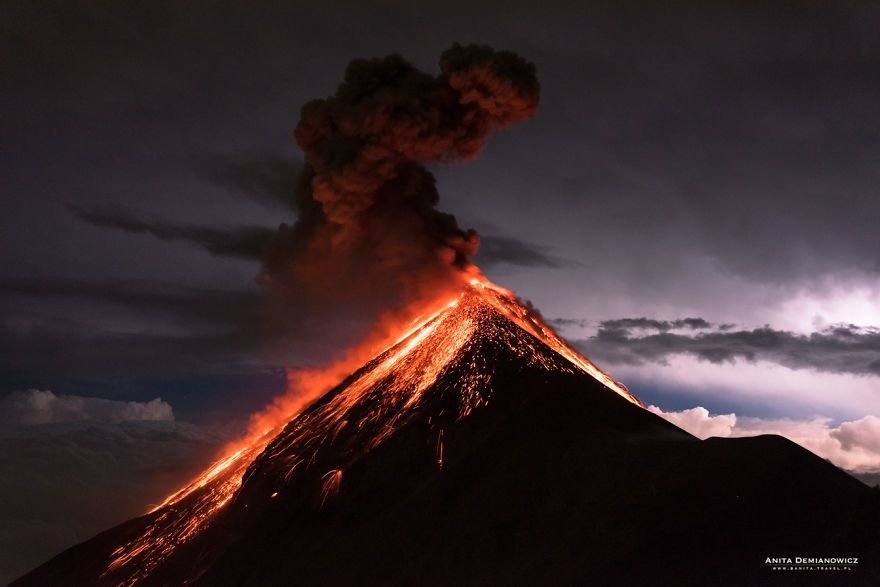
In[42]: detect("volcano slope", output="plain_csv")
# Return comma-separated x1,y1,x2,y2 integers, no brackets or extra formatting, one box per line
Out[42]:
14,281,880,586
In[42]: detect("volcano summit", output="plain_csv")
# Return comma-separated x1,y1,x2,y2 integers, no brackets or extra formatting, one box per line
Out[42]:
14,278,880,586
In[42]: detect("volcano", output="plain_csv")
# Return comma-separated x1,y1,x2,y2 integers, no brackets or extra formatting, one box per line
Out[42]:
13,279,880,586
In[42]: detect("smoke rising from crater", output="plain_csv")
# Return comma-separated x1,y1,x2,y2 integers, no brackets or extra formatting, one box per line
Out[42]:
259,44,539,307
238,44,540,457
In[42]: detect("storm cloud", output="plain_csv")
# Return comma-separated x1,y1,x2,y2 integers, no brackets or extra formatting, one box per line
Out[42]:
583,319,880,376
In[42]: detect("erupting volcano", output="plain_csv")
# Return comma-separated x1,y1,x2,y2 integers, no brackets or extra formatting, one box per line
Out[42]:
80,276,641,585
14,44,880,586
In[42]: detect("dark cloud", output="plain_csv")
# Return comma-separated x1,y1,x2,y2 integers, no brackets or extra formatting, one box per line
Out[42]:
71,195,574,277
542,4,880,284
0,278,260,328
0,278,290,380
197,155,305,211
200,153,577,274
68,204,273,260
547,317,588,330
0,312,255,380
200,151,579,275
599,317,713,332
583,320,880,376
476,234,577,268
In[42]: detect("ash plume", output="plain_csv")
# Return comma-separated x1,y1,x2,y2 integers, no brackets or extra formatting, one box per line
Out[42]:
241,44,540,460
259,43,539,307
68,204,273,260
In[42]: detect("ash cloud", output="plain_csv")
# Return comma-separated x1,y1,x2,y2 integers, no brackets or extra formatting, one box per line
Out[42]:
71,156,567,272
5,2,880,345
69,41,543,313
261,44,540,305
476,235,576,269
198,155,305,211
68,204,273,260
582,319,880,376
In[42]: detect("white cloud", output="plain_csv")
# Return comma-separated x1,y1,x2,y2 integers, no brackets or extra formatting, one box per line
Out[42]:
832,415,880,453
0,389,173,426
646,405,735,438
649,405,880,474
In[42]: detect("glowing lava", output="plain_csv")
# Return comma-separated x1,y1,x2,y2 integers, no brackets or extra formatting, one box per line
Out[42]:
102,277,639,584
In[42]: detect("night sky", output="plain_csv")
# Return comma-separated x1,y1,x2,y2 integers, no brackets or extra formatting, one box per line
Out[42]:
2,2,880,581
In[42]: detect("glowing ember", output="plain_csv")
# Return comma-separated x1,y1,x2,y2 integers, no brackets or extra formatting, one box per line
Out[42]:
320,469,343,508
101,276,639,584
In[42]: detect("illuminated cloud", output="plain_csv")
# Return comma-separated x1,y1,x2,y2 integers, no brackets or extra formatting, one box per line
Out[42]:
645,405,735,438
611,354,879,421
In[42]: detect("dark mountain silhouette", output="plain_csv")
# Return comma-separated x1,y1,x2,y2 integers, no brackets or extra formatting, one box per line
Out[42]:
13,280,880,586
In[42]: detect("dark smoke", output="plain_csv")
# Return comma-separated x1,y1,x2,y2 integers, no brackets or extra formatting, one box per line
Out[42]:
477,235,576,269
69,204,273,260
199,155,304,211
259,44,539,305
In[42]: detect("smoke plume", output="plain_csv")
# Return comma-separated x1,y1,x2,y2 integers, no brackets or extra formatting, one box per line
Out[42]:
68,204,273,260
231,43,540,447
259,43,539,307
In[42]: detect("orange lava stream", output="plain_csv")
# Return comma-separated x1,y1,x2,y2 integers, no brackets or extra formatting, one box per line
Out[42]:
103,432,275,585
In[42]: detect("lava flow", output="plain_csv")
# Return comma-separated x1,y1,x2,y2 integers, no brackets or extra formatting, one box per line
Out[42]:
100,275,640,585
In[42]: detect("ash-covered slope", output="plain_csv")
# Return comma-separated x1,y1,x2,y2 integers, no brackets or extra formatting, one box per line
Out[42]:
14,281,880,586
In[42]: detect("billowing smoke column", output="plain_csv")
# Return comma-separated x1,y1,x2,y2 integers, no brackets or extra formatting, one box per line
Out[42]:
259,44,539,308
245,43,540,449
